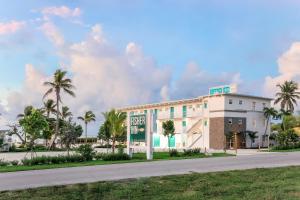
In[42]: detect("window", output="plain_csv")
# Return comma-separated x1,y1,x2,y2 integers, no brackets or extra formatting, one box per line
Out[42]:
228,118,233,124
252,102,256,111
229,99,233,104
182,121,186,127
239,100,243,105
182,106,187,118
238,119,243,125
204,120,208,126
253,119,256,128
204,102,208,109
262,103,266,108
144,110,147,114
170,107,174,119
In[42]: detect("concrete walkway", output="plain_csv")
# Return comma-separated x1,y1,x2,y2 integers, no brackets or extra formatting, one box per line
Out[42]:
0,151,299,191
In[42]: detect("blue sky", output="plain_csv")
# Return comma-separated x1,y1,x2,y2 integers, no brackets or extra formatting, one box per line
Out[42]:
1,0,300,134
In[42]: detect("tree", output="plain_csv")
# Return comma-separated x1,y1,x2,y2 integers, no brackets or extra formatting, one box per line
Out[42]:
19,109,49,158
263,107,278,136
277,109,293,131
274,80,300,113
246,131,258,148
61,106,72,121
61,119,83,156
98,120,111,147
162,120,175,152
44,69,75,149
17,105,34,144
78,111,96,144
42,99,56,118
102,109,126,154
7,124,25,145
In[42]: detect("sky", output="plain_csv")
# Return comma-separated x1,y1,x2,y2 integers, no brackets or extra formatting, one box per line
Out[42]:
1,0,300,135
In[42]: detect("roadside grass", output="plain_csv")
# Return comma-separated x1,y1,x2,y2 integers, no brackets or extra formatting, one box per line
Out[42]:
0,152,231,173
269,148,300,152
1,166,299,200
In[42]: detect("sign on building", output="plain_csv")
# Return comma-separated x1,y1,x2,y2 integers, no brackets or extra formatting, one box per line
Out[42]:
209,84,237,96
130,114,146,142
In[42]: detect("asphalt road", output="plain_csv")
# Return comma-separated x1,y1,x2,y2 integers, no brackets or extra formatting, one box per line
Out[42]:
0,152,300,191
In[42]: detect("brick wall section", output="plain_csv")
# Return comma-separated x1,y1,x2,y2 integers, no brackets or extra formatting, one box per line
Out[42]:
209,117,225,149
209,117,247,149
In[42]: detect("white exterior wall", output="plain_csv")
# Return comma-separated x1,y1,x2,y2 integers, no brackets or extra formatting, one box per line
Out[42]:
123,94,272,150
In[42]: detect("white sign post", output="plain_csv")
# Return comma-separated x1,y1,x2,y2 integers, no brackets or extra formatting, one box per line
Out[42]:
127,111,153,160
146,111,153,160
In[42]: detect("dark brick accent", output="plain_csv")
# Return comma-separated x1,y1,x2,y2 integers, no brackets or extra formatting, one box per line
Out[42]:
209,117,247,149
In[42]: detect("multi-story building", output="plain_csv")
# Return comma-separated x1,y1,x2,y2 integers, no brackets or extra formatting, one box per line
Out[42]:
120,85,272,150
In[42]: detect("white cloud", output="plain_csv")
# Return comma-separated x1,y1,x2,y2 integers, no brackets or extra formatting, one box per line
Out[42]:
0,20,25,35
42,6,81,18
171,62,241,99
40,21,65,47
264,42,300,100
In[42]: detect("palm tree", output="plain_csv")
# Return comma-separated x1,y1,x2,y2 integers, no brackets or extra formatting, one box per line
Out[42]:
61,106,72,120
44,69,75,149
17,105,34,119
246,131,258,148
102,109,126,153
42,99,56,118
78,111,96,144
263,107,278,136
162,120,175,152
274,80,300,113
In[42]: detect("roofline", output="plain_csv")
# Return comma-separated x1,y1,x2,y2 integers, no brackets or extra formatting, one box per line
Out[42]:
118,93,273,111
222,93,273,100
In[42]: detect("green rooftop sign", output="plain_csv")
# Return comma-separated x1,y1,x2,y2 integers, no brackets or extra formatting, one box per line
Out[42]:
130,114,146,142
209,85,236,96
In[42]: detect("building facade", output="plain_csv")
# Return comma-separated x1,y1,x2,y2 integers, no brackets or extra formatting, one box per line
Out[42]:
120,87,272,150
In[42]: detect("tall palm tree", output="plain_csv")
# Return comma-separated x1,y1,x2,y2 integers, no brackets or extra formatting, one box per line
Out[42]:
263,107,278,136
78,111,96,144
44,69,75,149
274,80,300,112
102,109,126,153
61,106,72,120
42,99,56,118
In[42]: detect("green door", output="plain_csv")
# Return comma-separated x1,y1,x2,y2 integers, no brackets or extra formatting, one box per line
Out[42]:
168,135,175,148
153,135,160,147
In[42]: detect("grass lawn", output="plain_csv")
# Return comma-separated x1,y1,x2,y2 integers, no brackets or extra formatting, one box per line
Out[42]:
269,148,300,152
1,166,299,200
0,152,231,173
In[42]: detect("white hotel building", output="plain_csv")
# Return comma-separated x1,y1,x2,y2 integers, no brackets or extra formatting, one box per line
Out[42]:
120,85,272,150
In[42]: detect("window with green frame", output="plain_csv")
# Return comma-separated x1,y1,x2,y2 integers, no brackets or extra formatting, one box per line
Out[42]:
182,120,186,127
182,105,187,118
168,135,176,148
170,107,174,119
153,135,160,147
144,110,147,114
204,102,208,109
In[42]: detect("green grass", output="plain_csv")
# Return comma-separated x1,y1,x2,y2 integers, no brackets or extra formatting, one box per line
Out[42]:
269,148,300,152
0,152,231,173
1,166,300,200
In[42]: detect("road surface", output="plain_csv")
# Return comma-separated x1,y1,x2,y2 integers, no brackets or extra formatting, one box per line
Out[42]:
0,151,299,191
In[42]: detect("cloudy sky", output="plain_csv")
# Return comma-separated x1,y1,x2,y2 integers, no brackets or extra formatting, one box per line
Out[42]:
1,0,300,135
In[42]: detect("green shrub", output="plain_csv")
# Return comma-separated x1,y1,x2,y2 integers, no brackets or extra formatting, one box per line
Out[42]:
183,149,193,156
118,146,124,154
94,153,105,160
169,149,179,157
21,154,85,166
192,148,201,154
10,160,19,166
76,144,96,161
9,144,17,152
102,153,131,161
